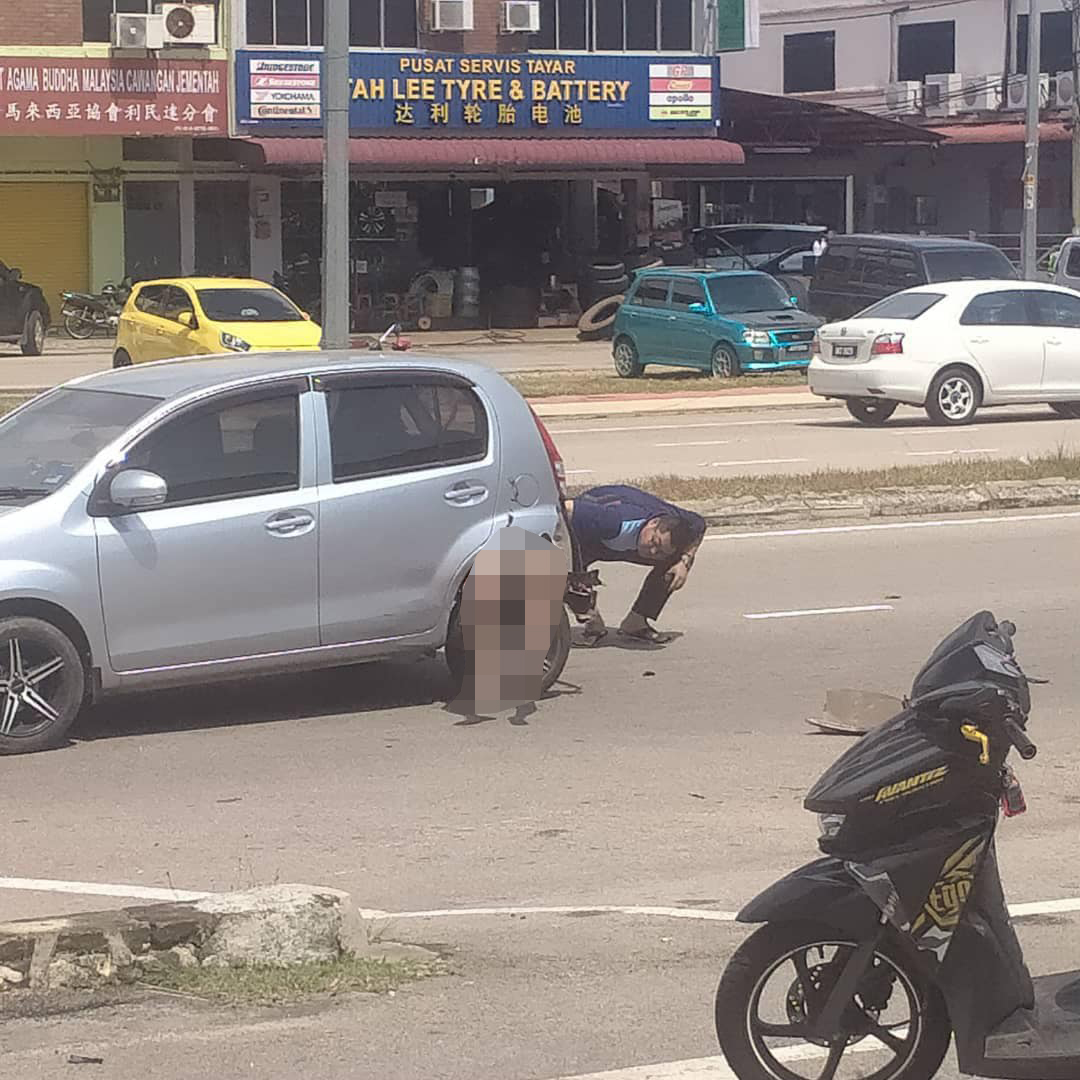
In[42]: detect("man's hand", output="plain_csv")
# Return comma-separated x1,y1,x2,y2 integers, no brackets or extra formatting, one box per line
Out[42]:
665,560,691,592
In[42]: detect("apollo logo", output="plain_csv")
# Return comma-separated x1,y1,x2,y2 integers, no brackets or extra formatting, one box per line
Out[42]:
874,766,949,804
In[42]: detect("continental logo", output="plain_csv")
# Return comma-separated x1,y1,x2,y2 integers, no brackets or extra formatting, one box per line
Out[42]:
913,836,986,934
872,766,949,804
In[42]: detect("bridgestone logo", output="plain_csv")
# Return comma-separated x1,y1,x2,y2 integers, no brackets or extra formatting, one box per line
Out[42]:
874,766,949,804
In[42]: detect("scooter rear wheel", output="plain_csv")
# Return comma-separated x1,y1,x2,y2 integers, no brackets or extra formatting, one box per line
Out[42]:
715,921,951,1080
64,312,96,339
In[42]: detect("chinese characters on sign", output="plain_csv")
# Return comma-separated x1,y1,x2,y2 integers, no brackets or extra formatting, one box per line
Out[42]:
0,58,227,135
236,51,717,132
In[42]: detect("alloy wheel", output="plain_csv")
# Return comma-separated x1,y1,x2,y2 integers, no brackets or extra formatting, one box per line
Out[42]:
0,637,66,739
937,377,975,421
613,341,639,377
711,346,737,378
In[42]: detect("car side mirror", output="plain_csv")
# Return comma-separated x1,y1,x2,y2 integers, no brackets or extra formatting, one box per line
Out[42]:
109,469,168,513
789,296,800,307
177,311,197,330
688,302,709,315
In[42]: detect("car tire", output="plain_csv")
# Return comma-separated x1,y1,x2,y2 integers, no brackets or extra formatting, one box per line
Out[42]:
846,399,898,426
613,336,643,378
21,310,46,356
0,616,86,756
1050,402,1080,418
112,349,133,369
710,342,740,378
63,312,95,340
578,295,624,337
926,366,982,425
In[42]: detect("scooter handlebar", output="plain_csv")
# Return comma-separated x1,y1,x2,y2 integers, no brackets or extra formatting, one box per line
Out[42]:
1003,717,1037,760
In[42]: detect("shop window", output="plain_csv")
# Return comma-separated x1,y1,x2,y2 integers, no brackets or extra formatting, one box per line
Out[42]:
84,0,158,42
897,21,955,83
246,0,416,48
783,31,836,94
1016,12,1072,75
533,0,692,50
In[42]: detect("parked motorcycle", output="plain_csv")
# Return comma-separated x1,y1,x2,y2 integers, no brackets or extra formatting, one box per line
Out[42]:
714,611,1080,1080
61,279,131,339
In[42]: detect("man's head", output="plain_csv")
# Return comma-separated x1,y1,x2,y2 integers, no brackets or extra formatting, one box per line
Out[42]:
637,514,693,561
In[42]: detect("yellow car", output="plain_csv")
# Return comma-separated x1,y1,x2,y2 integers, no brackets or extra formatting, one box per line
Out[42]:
113,277,322,367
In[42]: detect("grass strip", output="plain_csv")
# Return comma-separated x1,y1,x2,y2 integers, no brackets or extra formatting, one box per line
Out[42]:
507,369,805,399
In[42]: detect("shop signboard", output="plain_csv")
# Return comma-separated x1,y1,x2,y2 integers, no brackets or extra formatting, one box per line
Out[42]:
0,57,227,135
236,51,716,133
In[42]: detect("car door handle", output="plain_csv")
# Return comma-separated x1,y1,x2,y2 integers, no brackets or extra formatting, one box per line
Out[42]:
264,510,314,536
444,482,488,505
968,336,990,344
1046,337,1063,345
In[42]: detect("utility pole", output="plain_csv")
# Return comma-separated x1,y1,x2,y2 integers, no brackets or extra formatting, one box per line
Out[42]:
1021,0,1042,278
1072,0,1080,232
321,0,350,350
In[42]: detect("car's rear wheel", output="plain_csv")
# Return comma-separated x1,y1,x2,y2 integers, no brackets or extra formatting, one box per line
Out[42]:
0,617,85,755
21,310,46,356
846,399,898,426
710,342,740,378
1050,402,1080,418
112,349,133,369
926,367,981,425
613,337,643,378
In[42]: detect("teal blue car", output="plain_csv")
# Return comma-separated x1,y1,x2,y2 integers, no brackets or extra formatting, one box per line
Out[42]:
611,269,823,378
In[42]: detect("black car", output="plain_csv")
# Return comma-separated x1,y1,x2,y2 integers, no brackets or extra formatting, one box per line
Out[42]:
808,234,1018,322
0,260,49,356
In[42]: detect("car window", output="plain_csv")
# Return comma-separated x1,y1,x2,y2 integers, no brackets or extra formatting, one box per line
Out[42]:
1065,246,1080,278
959,290,1034,327
134,285,167,316
669,279,707,310
777,250,811,274
197,288,304,323
707,274,791,315
888,254,922,289
925,248,1017,282
126,391,300,506
853,292,945,320
814,247,851,283
856,248,892,287
1032,290,1080,329
160,286,194,323
631,278,672,309
328,381,488,482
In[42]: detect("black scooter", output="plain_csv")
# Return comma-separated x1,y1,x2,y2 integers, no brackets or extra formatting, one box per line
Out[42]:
714,612,1080,1080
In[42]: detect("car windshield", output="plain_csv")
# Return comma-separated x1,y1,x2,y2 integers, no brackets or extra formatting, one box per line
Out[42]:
707,275,792,314
924,249,1017,283
0,388,161,500
853,293,945,320
196,288,304,322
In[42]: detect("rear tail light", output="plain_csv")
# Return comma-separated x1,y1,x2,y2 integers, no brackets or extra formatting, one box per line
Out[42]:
811,332,821,355
871,332,905,356
529,405,567,499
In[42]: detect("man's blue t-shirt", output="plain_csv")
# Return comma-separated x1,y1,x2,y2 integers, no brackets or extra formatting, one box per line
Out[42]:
569,485,706,568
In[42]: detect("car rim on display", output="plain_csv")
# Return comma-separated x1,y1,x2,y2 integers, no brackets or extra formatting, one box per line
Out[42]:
746,942,924,1080
0,637,65,740
939,377,974,420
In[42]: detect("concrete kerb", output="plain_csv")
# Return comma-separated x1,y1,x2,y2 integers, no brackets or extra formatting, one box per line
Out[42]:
0,885,367,993
688,477,1080,529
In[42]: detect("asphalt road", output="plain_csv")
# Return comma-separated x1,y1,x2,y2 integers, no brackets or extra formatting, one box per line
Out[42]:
4,508,1080,1078
553,403,1080,483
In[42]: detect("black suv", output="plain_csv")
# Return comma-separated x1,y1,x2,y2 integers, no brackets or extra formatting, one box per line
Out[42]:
808,234,1017,322
0,260,49,356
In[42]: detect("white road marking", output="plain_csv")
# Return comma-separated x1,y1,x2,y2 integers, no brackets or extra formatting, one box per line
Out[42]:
702,458,809,468
0,877,211,902
906,448,998,457
655,440,730,448
704,510,1080,542
566,469,594,475
549,418,818,436
744,604,894,621
891,427,981,435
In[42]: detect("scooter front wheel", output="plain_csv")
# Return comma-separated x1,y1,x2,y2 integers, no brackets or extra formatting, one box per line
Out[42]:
714,921,951,1080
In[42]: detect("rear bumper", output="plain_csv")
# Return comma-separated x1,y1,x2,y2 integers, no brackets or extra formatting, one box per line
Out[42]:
808,357,929,405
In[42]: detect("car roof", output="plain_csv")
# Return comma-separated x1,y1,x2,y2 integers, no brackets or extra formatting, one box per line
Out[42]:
691,224,826,234
62,351,499,402
134,277,278,290
638,268,768,279
829,234,1004,252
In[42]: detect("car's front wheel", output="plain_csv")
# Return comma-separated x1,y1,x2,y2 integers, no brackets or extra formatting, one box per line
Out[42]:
846,399,898,426
710,342,740,378
0,616,86,755
21,310,46,356
613,337,643,378
926,366,981,425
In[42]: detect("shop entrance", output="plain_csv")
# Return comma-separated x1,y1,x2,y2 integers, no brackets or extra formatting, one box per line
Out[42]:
700,178,848,231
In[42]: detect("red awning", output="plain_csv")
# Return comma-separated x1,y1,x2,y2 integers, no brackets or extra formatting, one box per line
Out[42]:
251,136,744,170
931,121,1070,144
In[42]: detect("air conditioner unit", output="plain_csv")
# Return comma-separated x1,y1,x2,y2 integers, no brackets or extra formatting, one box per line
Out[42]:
959,77,1003,113
1005,73,1050,110
112,12,164,50
429,0,474,31
159,3,217,46
1052,70,1076,109
884,81,923,114
923,73,964,117
500,0,540,32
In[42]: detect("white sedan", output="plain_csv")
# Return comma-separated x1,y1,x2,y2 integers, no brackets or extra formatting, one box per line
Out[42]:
809,279,1080,425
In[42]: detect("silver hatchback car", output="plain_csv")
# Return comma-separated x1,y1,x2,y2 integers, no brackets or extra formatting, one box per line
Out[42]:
0,352,571,754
